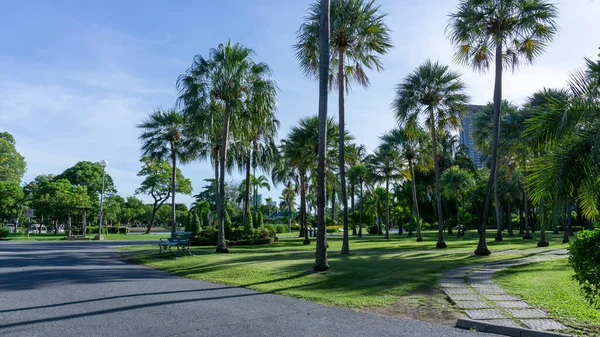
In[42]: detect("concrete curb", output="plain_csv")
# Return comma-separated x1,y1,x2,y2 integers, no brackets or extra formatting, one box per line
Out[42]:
455,319,571,337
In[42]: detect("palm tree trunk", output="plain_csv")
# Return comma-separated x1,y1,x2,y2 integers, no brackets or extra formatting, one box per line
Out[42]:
351,183,356,236
68,211,72,237
385,179,390,240
302,174,310,245
82,210,87,236
493,158,502,241
523,172,533,239
476,44,503,256
563,204,570,243
445,198,453,236
331,188,336,222
314,0,330,271
519,201,524,235
507,203,514,236
456,198,461,237
429,107,446,249
337,52,350,254
214,152,219,226
253,165,257,213
358,178,363,237
538,199,549,247
171,144,177,235
409,160,422,242
243,156,251,227
216,109,230,253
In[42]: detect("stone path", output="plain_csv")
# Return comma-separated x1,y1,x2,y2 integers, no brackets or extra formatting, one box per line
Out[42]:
441,249,569,333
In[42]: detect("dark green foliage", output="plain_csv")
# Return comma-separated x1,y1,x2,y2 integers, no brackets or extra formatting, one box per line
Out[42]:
0,226,9,239
192,226,276,246
568,227,600,306
368,225,378,235
224,210,233,237
118,227,129,234
252,212,259,229
290,225,300,231
184,212,192,232
190,213,201,235
257,212,264,227
265,224,287,234
85,226,99,234
244,212,254,230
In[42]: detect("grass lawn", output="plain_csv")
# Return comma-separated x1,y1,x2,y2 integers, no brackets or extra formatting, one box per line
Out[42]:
494,259,600,333
3,232,171,241
120,230,564,311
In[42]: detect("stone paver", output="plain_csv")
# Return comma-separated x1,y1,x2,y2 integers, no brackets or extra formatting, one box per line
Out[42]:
506,309,547,318
465,309,507,320
441,282,464,288
447,293,482,302
443,288,474,295
495,301,530,309
441,250,571,335
454,301,493,309
521,319,567,331
483,294,520,301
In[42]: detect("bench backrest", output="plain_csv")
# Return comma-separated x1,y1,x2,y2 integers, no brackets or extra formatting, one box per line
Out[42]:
168,231,193,243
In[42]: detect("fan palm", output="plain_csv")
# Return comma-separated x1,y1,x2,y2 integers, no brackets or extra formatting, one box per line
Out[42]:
177,41,274,253
382,126,429,241
447,0,558,255
441,166,475,237
137,108,188,234
348,164,368,236
296,0,392,258
393,60,469,248
366,143,404,239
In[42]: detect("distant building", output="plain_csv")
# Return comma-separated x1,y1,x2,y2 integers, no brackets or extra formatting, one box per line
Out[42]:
250,194,263,206
460,105,485,168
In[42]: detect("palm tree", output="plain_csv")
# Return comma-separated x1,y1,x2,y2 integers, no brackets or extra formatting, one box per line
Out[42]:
441,166,475,237
348,164,368,237
366,144,403,239
296,0,392,258
525,57,600,234
447,0,558,255
137,108,188,234
281,182,297,234
177,41,275,253
382,126,429,242
251,174,271,213
393,60,469,248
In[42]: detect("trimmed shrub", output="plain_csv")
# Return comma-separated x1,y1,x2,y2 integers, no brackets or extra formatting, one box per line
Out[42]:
86,226,99,234
368,225,378,235
290,225,300,231
326,225,342,233
190,213,200,234
224,211,233,237
0,226,9,239
275,224,286,233
107,227,119,234
244,212,253,231
118,227,129,234
568,226,600,306
257,212,264,227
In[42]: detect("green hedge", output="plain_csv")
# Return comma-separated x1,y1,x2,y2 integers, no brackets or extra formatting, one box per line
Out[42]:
0,226,9,239
568,226,600,306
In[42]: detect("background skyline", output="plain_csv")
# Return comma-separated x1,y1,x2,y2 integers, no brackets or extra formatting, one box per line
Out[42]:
1,0,598,206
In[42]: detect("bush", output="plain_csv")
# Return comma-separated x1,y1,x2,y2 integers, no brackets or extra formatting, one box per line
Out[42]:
86,226,99,234
326,225,342,233
192,226,218,245
257,212,264,227
275,224,286,233
368,225,378,235
244,213,253,231
568,227,600,306
290,224,300,231
190,213,200,234
118,227,129,234
224,211,233,237
0,226,9,239
107,226,119,234
326,217,334,227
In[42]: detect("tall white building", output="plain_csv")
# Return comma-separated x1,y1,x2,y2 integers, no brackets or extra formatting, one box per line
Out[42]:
460,105,485,168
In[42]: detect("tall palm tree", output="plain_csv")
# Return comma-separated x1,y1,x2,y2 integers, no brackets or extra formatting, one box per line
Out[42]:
137,108,188,234
441,166,475,237
296,0,392,256
382,126,429,241
393,60,469,248
447,0,558,255
251,174,271,213
281,182,298,234
366,143,403,239
177,41,275,253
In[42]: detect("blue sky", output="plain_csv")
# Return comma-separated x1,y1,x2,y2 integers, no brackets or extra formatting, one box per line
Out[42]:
1,0,598,206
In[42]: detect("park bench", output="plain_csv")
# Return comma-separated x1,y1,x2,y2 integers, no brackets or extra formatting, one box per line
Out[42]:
158,232,193,257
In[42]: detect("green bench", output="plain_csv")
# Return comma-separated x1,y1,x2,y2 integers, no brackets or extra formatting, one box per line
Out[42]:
158,232,193,257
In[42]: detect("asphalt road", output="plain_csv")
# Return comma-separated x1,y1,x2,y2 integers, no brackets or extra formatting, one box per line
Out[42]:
0,241,491,337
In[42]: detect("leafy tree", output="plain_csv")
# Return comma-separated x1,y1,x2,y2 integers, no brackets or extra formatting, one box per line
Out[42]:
0,132,26,183
56,161,116,200
448,0,558,255
0,180,24,223
138,108,189,234
441,166,475,237
135,157,192,233
296,0,392,260
121,197,145,225
103,195,124,226
393,60,469,249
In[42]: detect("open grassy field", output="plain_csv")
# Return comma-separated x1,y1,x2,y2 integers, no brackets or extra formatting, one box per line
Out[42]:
119,230,566,309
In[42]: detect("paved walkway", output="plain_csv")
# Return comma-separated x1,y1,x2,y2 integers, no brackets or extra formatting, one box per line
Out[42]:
441,249,569,333
0,241,490,337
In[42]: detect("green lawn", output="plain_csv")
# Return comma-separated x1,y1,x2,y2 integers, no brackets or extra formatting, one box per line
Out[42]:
119,229,562,309
494,259,600,333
